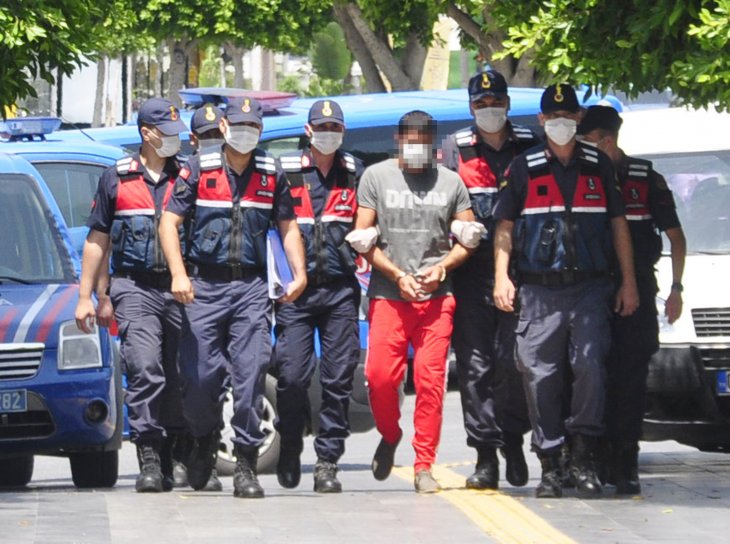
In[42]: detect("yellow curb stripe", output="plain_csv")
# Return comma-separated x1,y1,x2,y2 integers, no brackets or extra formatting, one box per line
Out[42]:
392,464,576,544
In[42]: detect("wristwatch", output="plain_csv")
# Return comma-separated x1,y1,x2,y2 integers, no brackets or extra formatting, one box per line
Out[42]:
395,271,408,283
671,282,684,293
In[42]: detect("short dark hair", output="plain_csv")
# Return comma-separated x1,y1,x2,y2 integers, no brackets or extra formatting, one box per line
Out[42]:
398,110,436,136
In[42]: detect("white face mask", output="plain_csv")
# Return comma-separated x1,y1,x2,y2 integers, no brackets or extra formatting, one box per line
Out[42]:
310,131,343,155
400,143,433,169
154,134,181,158
474,107,508,133
198,138,225,151
225,125,259,154
544,117,577,146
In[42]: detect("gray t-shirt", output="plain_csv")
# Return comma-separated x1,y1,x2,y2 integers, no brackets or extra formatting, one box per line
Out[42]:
358,159,471,301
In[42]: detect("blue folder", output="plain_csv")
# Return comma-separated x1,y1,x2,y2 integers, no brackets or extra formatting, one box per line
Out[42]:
267,228,293,299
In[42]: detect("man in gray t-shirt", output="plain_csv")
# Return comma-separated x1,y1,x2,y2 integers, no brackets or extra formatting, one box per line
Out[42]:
352,110,475,494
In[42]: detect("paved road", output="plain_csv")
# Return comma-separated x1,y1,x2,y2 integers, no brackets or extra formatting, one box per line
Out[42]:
2,391,730,544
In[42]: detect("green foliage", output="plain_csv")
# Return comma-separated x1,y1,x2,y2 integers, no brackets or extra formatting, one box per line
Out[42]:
304,74,350,97
0,1,116,112
357,0,442,47
311,22,352,81
492,0,730,110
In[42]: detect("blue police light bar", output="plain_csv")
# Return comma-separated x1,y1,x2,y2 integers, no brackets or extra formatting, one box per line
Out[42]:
0,117,62,141
178,88,297,113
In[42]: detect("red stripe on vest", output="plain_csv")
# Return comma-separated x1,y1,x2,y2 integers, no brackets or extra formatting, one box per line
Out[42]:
572,174,607,209
198,169,233,202
524,174,566,211
457,154,497,189
116,174,154,212
242,172,275,205
323,186,357,219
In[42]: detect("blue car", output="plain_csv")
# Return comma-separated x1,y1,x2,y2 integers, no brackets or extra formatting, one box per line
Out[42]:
0,153,121,488
0,117,127,254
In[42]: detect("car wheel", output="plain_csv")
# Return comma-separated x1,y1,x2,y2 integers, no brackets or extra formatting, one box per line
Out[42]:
0,455,34,487
216,374,281,476
69,450,119,488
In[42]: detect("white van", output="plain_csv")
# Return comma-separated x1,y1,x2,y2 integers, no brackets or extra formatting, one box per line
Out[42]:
620,107,730,451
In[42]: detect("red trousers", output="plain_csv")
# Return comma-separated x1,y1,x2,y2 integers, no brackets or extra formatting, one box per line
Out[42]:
365,296,456,472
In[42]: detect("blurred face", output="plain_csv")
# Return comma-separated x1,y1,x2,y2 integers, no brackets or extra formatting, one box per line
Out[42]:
397,127,434,171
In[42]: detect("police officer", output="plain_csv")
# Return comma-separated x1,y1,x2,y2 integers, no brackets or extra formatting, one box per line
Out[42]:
577,106,686,495
167,102,227,491
493,84,639,499
189,103,225,151
159,96,307,499
273,100,364,493
442,70,536,489
75,98,189,493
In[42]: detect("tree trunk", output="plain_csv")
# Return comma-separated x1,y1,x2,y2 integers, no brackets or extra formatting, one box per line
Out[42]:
165,38,194,107
342,2,416,90
92,56,106,128
446,1,490,60
401,33,427,87
227,43,246,88
333,3,386,93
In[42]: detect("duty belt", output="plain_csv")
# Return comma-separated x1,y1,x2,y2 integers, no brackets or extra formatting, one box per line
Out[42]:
114,270,172,290
519,270,607,287
187,263,264,282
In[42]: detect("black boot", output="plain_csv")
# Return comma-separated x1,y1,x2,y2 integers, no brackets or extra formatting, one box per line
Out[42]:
559,440,574,488
314,459,342,493
171,432,193,488
466,447,499,490
159,435,175,492
233,447,264,499
187,431,220,491
277,448,302,489
569,434,603,499
536,453,562,498
614,441,641,495
135,440,164,493
501,433,528,487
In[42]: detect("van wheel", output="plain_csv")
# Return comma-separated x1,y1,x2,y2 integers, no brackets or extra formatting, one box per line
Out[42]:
69,450,119,488
216,374,281,476
0,455,33,487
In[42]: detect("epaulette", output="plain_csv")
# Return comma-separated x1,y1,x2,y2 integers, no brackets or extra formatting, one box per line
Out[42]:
578,142,599,164
279,152,306,173
341,152,357,173
512,125,536,141
455,128,477,148
626,156,651,178
254,149,277,175
525,149,548,172
115,156,141,176
199,151,223,171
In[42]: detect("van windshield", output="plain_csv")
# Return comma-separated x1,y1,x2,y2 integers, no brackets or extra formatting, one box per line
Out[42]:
641,150,730,255
0,174,76,283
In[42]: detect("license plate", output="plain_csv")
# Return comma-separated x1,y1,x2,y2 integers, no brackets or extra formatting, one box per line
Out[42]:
717,371,730,396
0,389,27,413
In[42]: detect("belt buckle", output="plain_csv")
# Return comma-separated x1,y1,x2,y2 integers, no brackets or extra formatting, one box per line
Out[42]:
230,263,243,281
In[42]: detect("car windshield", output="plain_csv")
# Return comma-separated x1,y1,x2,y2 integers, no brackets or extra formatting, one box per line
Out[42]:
0,174,76,283
32,161,106,229
641,150,730,254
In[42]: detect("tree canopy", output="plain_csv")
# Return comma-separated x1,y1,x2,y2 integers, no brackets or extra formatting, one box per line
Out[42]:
492,0,730,109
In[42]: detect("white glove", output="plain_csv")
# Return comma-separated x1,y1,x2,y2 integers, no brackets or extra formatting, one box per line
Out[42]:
450,220,486,248
345,227,379,253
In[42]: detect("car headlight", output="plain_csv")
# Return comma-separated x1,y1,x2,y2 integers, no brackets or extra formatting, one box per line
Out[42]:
58,320,103,370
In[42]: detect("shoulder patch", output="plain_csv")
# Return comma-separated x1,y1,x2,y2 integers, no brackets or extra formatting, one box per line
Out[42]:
512,125,536,141
178,167,191,180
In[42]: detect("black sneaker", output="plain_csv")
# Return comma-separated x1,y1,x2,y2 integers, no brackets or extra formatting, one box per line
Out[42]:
203,468,223,492
135,443,164,493
536,454,563,499
277,448,302,489
372,436,401,481
187,431,220,491
233,447,264,499
314,460,342,493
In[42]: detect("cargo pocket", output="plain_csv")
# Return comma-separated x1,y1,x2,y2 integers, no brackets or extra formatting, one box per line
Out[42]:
537,219,558,265
110,220,124,253
130,216,151,264
199,218,224,255
513,318,530,372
